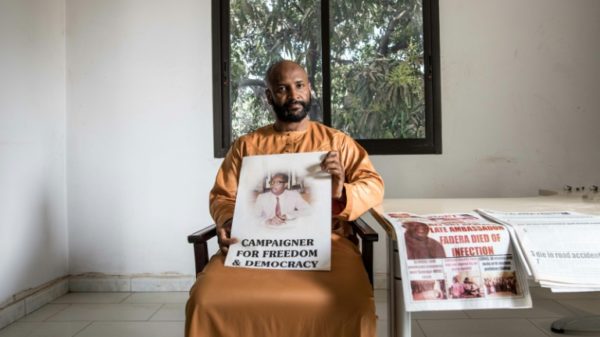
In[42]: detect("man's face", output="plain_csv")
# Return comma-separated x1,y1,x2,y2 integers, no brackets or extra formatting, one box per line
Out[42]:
266,62,312,122
269,175,287,195
405,222,430,241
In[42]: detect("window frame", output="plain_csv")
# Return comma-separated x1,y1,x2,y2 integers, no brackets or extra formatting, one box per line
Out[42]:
212,0,441,157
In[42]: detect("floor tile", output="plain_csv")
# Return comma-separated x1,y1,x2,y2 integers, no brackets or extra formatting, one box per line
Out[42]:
411,321,426,337
51,293,131,304
9,289,596,337
376,319,388,337
412,310,469,320
529,317,600,337
555,300,600,315
123,292,188,304
417,318,549,337
374,289,390,321
0,321,90,337
47,304,160,321
75,321,183,337
131,278,194,292
465,299,576,319
388,320,426,337
149,304,185,321
530,287,600,300
374,289,388,302
375,299,388,321
18,305,70,322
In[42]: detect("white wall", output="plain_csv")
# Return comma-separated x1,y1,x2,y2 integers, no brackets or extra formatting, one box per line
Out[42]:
0,0,68,303
373,0,600,198
66,0,600,277
67,0,220,275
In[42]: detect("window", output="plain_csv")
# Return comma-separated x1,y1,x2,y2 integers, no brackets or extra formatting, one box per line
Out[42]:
212,0,440,157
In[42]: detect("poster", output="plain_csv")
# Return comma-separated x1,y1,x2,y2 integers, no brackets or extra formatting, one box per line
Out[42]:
224,152,332,270
384,212,531,311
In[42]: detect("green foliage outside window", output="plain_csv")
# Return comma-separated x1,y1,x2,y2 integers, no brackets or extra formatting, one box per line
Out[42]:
228,0,426,141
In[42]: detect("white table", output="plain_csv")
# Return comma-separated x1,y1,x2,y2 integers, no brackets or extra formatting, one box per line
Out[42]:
368,194,600,337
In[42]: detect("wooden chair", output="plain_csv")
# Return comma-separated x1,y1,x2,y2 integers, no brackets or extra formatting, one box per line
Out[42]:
188,216,379,286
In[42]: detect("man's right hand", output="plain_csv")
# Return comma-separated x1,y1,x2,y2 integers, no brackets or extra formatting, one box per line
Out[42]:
217,219,238,255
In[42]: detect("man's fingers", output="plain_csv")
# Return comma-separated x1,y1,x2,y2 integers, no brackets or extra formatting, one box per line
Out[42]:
218,228,228,241
321,155,339,165
321,152,343,174
218,228,238,244
321,160,342,172
218,227,238,254
326,167,343,175
221,237,238,246
320,151,339,164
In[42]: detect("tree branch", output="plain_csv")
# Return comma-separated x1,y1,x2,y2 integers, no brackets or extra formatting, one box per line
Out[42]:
238,79,266,88
389,40,410,54
378,10,407,56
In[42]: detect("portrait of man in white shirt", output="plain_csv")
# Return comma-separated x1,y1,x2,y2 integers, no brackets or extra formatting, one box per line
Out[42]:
254,172,311,226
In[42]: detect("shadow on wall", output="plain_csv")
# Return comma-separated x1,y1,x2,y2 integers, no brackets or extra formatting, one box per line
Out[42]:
2,179,67,306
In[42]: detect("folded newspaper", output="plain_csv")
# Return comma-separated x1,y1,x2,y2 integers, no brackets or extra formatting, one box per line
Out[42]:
383,212,532,311
477,210,600,292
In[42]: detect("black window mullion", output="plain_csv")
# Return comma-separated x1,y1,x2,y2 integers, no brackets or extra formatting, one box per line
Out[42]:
428,0,442,154
212,0,232,157
321,0,332,127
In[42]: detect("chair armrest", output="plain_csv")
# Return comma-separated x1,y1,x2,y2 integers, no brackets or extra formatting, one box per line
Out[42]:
351,217,379,242
188,224,218,275
188,224,217,243
350,216,379,287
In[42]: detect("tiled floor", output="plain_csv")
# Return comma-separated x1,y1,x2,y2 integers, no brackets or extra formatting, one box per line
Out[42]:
1,287,599,337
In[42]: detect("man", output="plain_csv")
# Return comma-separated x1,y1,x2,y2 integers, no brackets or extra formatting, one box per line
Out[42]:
449,276,466,298
403,221,446,259
255,172,310,226
463,277,481,297
185,60,384,337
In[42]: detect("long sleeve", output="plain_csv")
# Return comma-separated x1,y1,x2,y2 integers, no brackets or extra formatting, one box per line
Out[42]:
209,139,243,227
335,137,384,221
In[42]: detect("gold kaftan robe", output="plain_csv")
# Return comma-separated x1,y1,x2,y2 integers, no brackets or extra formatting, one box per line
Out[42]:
186,121,384,337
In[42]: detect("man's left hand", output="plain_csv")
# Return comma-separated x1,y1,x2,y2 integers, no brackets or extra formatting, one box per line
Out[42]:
321,151,345,199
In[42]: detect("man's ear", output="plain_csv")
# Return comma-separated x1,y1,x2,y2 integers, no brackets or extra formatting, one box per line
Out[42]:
265,89,273,105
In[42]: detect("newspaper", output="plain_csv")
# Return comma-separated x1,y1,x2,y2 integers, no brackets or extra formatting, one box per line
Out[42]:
477,210,600,292
383,212,531,311
224,152,332,271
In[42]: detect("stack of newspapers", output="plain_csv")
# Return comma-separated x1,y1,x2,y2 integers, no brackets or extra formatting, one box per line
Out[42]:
382,212,532,312
477,210,600,292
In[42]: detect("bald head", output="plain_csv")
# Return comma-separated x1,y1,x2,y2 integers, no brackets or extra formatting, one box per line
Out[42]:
403,221,430,241
264,60,312,123
265,60,307,86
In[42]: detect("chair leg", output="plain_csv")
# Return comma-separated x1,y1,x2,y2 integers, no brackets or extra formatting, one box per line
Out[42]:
361,239,374,286
193,242,210,275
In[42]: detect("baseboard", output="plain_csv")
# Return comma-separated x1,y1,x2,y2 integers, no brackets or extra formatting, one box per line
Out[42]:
69,273,389,291
0,276,69,330
69,273,196,292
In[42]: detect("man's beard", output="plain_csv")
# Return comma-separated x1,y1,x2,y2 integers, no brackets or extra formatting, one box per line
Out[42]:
272,98,311,122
